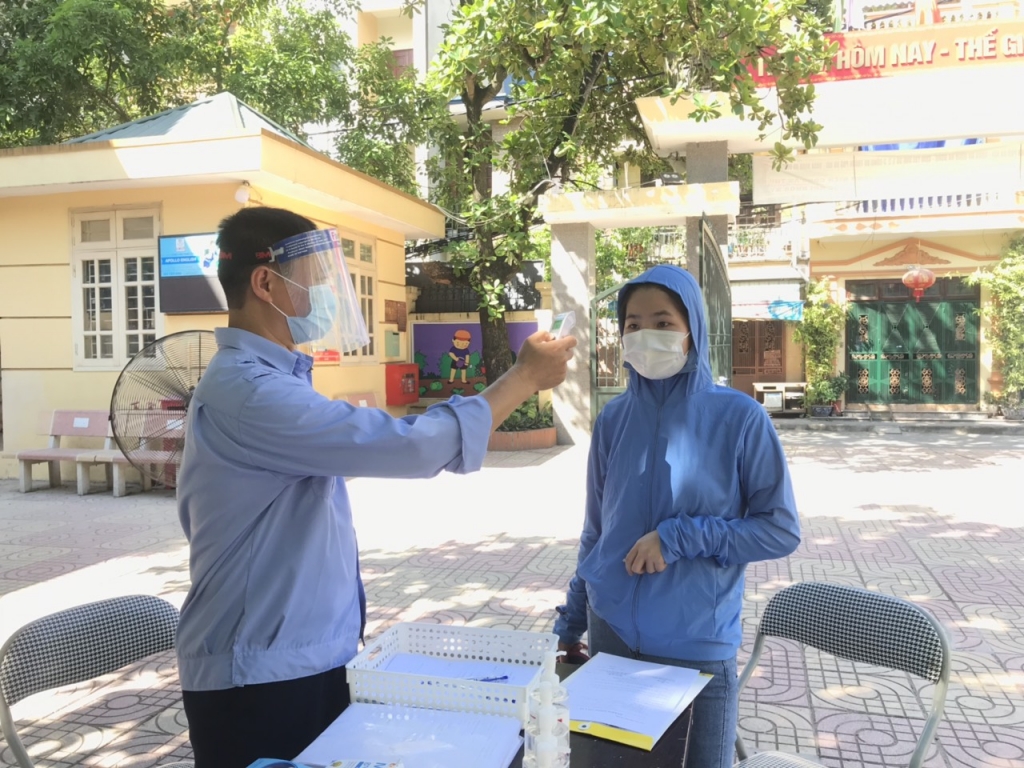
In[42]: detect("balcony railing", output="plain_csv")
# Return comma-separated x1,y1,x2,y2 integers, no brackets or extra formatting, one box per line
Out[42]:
729,204,806,263
834,191,1016,218
858,6,1018,30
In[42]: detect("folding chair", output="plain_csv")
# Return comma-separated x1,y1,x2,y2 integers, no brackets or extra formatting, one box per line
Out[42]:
0,595,193,768
735,581,951,768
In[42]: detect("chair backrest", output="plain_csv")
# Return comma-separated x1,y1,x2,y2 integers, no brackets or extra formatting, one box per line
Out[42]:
0,595,179,768
49,410,110,441
757,582,948,684
736,581,951,768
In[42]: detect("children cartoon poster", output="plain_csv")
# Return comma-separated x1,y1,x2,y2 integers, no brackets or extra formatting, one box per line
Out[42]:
412,321,539,398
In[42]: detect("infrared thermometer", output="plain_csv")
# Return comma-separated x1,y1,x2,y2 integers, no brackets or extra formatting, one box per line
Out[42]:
550,311,576,339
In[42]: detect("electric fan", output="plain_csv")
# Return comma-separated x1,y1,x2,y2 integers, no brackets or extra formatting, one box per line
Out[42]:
109,330,216,486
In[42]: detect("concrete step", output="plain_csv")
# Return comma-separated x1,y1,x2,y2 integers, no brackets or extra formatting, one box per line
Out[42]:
844,406,993,422
772,416,1024,436
890,411,993,422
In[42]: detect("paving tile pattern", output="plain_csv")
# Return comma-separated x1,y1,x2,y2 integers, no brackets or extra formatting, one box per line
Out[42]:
1,432,1023,766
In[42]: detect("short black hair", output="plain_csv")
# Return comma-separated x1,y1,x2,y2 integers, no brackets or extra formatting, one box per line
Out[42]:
618,282,690,332
216,207,316,310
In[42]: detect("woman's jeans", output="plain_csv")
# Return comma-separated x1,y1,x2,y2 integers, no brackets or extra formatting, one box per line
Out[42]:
587,608,739,768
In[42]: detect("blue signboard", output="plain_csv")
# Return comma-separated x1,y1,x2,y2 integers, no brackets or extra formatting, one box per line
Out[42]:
158,233,228,313
159,233,219,279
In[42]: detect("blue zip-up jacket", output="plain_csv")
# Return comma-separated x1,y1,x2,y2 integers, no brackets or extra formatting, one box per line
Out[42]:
554,265,799,661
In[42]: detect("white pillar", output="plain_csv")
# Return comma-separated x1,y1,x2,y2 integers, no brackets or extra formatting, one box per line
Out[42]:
550,223,596,446
685,141,730,281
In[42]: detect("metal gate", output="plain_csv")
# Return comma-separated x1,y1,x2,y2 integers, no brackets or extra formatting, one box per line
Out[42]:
591,280,629,420
699,216,733,387
846,278,979,405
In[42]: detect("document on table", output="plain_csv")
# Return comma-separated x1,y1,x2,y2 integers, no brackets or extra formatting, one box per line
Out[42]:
294,703,523,768
381,652,538,687
562,652,712,751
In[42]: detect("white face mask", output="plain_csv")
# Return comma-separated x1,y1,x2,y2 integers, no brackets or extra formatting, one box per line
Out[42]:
622,329,690,380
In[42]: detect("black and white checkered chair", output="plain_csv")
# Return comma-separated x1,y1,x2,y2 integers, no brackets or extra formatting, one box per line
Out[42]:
0,595,194,768
735,582,951,768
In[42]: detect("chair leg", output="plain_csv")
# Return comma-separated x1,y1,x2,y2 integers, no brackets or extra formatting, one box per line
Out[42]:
47,461,61,488
18,461,33,493
142,467,153,493
76,462,91,496
113,464,127,498
736,733,749,761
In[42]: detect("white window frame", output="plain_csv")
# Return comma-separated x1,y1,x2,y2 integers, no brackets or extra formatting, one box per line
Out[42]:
340,233,377,363
71,208,164,371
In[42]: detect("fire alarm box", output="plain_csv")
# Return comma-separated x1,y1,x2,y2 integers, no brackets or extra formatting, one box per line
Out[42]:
385,363,420,406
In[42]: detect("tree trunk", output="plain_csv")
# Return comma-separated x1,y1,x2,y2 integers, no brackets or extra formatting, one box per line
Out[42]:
479,307,515,385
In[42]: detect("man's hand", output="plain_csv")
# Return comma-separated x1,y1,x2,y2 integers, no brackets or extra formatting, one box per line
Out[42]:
480,331,576,432
513,331,577,392
625,531,667,575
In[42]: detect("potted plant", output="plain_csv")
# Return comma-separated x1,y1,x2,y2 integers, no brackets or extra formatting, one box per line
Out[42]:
988,389,1024,421
793,278,848,418
828,373,850,416
488,395,557,451
967,237,1024,420
805,378,841,417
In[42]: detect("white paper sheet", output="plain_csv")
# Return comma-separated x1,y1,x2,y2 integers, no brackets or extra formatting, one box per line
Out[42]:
561,652,709,742
295,703,522,768
381,653,538,687
73,417,90,428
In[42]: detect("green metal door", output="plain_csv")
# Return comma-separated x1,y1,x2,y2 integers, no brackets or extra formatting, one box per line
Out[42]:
846,280,979,405
910,300,979,403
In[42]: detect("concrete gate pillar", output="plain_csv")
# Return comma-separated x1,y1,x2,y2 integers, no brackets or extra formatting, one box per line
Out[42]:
685,141,730,280
550,223,596,446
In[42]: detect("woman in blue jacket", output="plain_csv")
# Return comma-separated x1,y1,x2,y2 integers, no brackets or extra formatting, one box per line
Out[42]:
554,264,800,768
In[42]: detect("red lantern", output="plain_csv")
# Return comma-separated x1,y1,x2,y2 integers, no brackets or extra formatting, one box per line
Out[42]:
902,266,935,303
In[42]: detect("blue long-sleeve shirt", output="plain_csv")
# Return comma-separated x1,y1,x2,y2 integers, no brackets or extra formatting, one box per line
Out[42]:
554,266,800,661
176,328,492,691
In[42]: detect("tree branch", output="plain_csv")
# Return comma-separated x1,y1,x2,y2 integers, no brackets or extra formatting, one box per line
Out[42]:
81,71,131,123
545,50,607,182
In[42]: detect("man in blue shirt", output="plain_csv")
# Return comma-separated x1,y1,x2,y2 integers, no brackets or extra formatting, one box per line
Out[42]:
176,207,575,767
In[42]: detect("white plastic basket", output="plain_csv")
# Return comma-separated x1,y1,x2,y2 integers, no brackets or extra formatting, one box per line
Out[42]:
346,622,559,724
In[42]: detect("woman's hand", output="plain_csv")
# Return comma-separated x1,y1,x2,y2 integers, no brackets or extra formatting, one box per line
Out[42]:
625,531,667,574
558,641,590,664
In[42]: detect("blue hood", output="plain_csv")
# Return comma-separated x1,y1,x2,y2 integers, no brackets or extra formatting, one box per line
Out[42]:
617,264,715,398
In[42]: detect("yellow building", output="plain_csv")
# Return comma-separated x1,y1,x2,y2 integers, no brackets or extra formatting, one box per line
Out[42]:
809,213,1019,409
0,92,444,479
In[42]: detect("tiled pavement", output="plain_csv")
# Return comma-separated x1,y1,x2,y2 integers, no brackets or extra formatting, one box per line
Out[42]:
1,431,1023,767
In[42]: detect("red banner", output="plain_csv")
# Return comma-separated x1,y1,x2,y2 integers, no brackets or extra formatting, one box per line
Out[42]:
752,20,1024,85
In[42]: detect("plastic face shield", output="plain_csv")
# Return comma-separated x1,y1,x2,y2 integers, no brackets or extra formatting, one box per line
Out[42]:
269,228,369,355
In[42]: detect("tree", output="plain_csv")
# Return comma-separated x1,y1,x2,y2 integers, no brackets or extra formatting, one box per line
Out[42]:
333,43,448,195
968,237,1024,406
0,0,188,145
596,228,661,295
421,0,836,384
0,0,393,148
793,277,846,403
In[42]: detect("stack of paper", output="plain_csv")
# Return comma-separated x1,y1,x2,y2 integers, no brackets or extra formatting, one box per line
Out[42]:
294,703,523,768
561,652,712,751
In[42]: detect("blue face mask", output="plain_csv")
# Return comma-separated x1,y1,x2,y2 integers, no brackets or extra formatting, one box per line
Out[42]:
273,283,339,345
